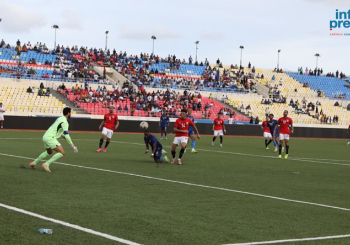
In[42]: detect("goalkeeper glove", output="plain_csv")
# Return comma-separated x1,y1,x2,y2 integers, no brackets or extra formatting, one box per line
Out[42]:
71,145,78,153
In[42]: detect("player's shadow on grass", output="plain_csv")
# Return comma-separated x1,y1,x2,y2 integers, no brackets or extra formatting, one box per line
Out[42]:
133,159,170,167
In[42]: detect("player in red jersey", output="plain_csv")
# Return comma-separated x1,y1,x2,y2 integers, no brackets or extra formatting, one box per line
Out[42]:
97,106,119,152
212,112,226,147
261,116,272,150
171,109,200,165
274,110,293,159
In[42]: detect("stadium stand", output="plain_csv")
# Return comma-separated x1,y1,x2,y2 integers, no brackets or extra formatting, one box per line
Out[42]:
0,80,69,116
1,38,350,125
57,81,248,121
285,72,350,100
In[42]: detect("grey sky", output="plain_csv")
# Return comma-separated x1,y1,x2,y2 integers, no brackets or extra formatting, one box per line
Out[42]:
0,0,349,74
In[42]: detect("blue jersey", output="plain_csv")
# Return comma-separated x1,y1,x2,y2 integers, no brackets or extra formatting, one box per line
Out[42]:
144,134,162,149
160,115,169,127
267,120,279,135
186,115,195,131
144,134,163,159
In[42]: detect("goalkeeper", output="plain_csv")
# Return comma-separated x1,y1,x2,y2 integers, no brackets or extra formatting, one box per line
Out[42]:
30,107,78,172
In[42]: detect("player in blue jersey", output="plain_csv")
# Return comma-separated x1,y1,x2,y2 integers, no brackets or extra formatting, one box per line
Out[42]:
268,114,283,152
144,131,169,163
185,108,198,153
159,112,170,140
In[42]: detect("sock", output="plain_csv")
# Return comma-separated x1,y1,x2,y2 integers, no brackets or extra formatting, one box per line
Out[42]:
273,140,277,147
105,141,110,148
267,139,272,146
165,132,167,137
279,145,282,155
286,145,289,154
99,139,104,148
265,139,267,147
179,148,185,159
33,151,49,165
220,136,223,144
212,137,216,142
44,153,63,167
161,157,165,163
171,150,176,158
191,140,195,150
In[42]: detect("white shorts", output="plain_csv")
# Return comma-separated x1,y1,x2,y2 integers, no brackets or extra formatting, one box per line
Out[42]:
263,132,272,138
0,115,3,121
214,130,224,136
102,127,114,139
279,133,290,140
173,136,188,145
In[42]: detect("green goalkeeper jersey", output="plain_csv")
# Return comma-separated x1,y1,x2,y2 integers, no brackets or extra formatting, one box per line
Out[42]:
43,116,73,146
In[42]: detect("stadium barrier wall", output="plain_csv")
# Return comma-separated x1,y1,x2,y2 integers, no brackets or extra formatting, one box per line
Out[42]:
3,116,348,139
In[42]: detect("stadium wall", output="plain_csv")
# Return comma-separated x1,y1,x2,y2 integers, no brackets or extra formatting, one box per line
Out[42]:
4,116,348,139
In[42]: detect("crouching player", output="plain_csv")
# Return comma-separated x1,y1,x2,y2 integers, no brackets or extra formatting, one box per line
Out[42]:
144,131,169,163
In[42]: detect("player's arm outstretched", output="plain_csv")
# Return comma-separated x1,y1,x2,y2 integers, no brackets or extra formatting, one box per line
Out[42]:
290,121,294,134
145,142,150,154
222,123,226,134
114,120,119,131
192,124,201,139
151,142,157,158
62,123,78,153
99,119,105,130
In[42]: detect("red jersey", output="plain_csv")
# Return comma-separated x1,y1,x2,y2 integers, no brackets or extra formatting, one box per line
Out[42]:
174,117,194,137
262,121,271,133
277,117,293,134
213,118,224,130
104,113,118,130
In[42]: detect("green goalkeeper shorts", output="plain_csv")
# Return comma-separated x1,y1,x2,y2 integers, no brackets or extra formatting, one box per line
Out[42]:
43,136,61,149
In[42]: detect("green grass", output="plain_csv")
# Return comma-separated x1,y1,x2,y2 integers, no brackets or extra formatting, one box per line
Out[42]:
0,131,350,245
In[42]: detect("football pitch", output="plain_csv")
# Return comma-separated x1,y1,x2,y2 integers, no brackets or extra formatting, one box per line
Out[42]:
1,131,350,245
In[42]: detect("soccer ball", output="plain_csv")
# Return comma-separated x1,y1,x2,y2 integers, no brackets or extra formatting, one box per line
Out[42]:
140,121,149,130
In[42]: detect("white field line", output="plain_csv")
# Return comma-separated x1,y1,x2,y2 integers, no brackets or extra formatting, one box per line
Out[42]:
224,233,350,245
1,137,350,165
0,203,141,245
1,153,350,213
106,140,350,167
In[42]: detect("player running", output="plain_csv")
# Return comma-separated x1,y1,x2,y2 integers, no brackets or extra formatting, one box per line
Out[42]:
262,116,272,149
29,107,78,172
268,114,283,152
144,131,169,163
212,112,226,147
97,106,119,152
185,108,197,153
171,109,200,165
0,102,5,129
274,110,293,159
